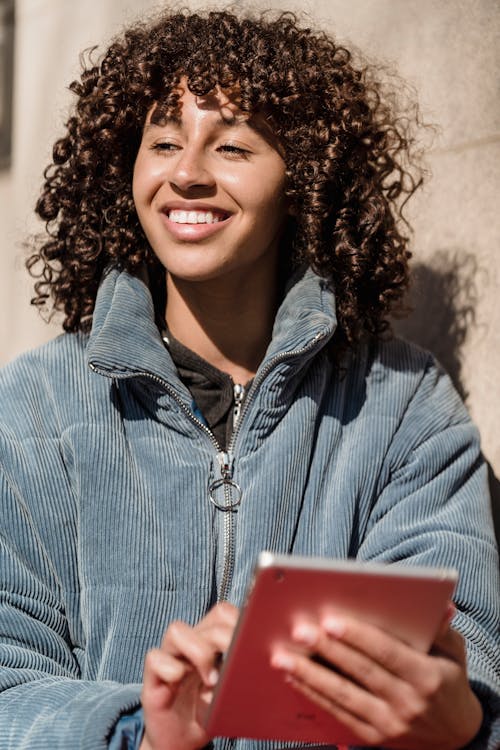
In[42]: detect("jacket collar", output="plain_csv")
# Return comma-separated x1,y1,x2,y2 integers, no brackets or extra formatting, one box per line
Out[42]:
87,266,337,383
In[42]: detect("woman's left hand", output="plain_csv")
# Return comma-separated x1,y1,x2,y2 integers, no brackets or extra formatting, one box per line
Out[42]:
270,607,483,749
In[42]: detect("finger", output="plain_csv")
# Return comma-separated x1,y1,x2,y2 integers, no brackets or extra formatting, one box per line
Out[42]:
317,614,470,703
318,614,431,686
144,648,191,686
271,647,392,733
204,601,239,627
430,624,466,664
195,620,236,651
285,672,387,748
161,620,226,686
194,619,236,660
435,601,456,639
195,602,239,634
291,622,414,708
142,649,191,710
198,686,215,711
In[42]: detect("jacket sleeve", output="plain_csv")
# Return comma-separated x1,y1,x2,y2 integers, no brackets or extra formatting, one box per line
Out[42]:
357,353,500,750
0,453,142,749
108,708,145,749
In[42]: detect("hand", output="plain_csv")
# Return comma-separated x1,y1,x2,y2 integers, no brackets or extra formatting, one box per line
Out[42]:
270,604,483,749
140,602,239,750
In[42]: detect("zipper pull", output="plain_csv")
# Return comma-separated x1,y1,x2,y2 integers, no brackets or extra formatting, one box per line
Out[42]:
209,451,242,511
216,450,233,480
233,383,245,428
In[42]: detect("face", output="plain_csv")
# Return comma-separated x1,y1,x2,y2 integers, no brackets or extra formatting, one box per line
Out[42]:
132,81,289,287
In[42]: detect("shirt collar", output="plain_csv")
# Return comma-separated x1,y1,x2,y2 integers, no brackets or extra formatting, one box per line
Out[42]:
86,265,337,382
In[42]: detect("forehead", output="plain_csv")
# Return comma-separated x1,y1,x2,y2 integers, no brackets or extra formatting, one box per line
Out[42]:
145,80,283,153
149,77,245,126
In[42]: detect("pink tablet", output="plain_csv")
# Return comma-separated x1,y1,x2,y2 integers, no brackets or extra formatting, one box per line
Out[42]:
204,552,458,745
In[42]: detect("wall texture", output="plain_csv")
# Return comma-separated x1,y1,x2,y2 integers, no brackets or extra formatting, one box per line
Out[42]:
1,1,499,489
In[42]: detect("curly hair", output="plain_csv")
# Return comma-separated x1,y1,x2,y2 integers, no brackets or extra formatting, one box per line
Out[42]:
27,8,424,350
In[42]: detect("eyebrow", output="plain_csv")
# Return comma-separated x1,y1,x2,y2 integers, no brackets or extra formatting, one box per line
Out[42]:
144,114,252,132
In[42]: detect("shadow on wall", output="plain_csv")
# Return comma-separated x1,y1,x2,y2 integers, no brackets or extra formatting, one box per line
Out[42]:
393,248,500,547
394,248,480,402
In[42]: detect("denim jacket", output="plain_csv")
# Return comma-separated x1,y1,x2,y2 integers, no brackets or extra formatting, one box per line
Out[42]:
0,266,498,749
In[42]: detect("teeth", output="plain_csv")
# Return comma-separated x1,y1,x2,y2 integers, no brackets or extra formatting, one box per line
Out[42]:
168,209,223,224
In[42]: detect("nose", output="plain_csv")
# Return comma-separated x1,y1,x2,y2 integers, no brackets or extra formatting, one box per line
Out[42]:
169,145,215,192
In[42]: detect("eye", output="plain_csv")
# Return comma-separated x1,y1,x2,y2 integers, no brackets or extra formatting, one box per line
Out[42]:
150,141,179,154
218,143,251,159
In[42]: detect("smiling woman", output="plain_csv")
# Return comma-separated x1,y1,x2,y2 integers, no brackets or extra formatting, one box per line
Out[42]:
132,82,289,380
0,7,499,750
133,92,287,267
26,10,419,355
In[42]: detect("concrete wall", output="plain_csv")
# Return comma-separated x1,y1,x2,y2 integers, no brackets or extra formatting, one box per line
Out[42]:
1,1,499,494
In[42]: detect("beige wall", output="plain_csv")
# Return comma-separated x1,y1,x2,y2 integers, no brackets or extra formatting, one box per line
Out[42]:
1,1,499,485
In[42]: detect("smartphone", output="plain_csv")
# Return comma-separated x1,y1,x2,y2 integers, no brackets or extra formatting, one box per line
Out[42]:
204,552,458,744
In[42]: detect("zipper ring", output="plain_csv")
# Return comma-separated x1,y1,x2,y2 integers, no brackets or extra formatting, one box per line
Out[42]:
209,479,242,511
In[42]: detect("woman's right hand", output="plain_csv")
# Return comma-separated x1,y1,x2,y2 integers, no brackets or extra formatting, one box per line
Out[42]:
139,602,239,750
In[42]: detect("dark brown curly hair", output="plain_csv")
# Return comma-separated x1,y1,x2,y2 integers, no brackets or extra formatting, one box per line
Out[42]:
27,8,424,350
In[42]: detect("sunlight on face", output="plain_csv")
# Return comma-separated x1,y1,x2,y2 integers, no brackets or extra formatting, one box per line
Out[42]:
132,78,289,287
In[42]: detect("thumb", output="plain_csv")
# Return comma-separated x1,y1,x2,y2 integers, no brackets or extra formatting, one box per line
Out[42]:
436,600,456,639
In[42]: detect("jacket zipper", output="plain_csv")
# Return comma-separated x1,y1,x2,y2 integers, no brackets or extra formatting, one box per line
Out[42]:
89,329,327,603
233,383,245,427
211,382,245,603
215,330,327,600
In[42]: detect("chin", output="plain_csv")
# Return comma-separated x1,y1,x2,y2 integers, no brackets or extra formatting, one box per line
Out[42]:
164,262,234,285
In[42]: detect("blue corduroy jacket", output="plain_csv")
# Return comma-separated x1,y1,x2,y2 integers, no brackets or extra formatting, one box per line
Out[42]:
0,267,498,749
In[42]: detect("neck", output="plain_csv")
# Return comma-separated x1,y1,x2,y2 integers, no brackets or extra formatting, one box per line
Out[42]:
165,268,279,383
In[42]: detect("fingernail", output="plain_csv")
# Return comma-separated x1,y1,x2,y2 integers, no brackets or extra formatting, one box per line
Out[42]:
207,668,219,686
200,687,214,702
446,602,457,621
292,623,318,646
271,650,295,671
322,615,346,638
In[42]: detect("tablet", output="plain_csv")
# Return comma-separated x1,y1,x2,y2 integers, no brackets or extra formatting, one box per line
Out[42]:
204,552,458,745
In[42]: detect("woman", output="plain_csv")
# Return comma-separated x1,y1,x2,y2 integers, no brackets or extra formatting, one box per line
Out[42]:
0,8,498,750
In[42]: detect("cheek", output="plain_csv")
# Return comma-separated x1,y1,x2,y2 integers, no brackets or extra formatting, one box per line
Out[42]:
132,153,167,208
256,181,288,225
230,171,287,219
131,157,146,209
254,163,287,218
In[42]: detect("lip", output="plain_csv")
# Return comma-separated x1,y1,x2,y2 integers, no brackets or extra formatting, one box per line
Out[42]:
159,204,234,241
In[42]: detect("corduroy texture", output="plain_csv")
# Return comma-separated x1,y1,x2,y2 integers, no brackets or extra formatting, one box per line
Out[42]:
0,267,498,749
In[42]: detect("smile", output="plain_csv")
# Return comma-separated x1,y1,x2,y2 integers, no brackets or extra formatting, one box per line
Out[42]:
161,207,233,241
168,209,229,225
